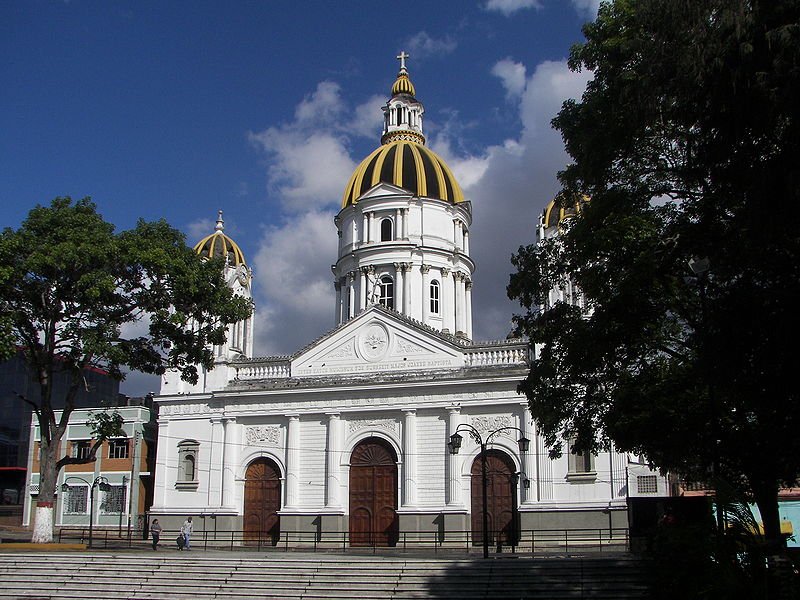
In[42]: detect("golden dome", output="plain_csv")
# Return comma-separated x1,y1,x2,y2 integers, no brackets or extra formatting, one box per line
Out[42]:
341,140,464,208
392,72,416,97
543,194,587,228
193,211,246,266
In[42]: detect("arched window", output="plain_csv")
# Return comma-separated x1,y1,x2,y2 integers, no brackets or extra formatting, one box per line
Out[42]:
378,276,394,309
380,218,393,242
177,440,200,488
429,280,440,314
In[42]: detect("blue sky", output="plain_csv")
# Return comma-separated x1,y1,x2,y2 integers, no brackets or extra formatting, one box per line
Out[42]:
2,0,599,395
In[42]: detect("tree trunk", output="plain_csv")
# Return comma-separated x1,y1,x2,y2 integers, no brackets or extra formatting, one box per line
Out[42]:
753,479,783,550
31,437,59,544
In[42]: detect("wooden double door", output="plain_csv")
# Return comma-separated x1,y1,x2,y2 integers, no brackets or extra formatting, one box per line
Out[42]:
349,437,399,547
243,458,281,546
471,450,517,546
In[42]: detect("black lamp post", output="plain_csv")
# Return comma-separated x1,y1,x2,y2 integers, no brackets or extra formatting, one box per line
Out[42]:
448,424,530,559
61,476,111,549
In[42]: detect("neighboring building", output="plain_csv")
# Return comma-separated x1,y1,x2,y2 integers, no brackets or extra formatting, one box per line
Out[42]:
22,403,156,534
151,56,654,546
0,351,120,526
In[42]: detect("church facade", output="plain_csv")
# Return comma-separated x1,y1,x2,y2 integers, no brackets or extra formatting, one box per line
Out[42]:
151,57,637,546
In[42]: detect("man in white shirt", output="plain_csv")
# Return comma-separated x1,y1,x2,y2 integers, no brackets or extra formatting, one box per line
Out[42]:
182,516,193,550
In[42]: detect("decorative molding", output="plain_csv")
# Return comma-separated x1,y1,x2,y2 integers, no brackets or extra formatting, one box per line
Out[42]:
421,264,430,274
326,340,357,360
395,337,426,355
245,425,281,447
471,415,514,438
358,323,389,362
349,418,398,435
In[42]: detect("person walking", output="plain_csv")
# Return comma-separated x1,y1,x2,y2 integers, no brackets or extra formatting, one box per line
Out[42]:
182,516,193,550
150,519,162,551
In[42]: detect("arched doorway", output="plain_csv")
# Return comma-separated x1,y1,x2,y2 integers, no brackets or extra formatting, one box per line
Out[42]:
243,458,281,546
349,437,399,547
471,449,516,547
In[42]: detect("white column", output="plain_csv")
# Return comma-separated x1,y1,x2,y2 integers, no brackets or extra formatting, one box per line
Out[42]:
446,407,462,506
537,420,553,501
402,263,411,315
519,404,536,505
151,419,169,509
441,268,454,333
453,220,460,250
362,213,368,245
402,208,408,239
454,272,464,336
421,265,430,324
221,417,238,509
347,272,355,319
368,212,375,243
209,418,224,507
394,263,403,313
325,413,342,509
463,229,470,254
465,280,473,340
359,268,367,311
285,414,300,508
395,209,401,239
334,281,342,325
402,409,417,506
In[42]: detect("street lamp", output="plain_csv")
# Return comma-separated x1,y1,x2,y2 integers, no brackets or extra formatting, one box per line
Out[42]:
448,424,530,559
61,476,111,549
687,257,725,534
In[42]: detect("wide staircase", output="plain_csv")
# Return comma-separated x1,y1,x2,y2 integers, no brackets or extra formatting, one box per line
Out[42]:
0,552,650,599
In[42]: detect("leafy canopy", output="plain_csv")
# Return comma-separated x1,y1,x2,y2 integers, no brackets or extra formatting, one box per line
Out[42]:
0,196,252,415
508,0,800,529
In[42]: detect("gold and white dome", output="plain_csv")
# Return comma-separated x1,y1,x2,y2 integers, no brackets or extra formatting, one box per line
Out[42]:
342,52,463,208
193,210,246,267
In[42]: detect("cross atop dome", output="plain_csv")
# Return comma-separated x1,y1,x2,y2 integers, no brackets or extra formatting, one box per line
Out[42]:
396,51,409,73
215,210,225,232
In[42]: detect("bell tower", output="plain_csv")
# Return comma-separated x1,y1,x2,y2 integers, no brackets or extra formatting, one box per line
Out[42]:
332,54,474,338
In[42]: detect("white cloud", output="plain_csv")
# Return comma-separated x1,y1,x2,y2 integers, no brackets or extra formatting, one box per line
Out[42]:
445,60,592,342
571,0,601,19
405,31,457,60
352,95,386,139
251,209,338,356
484,0,542,17
491,58,527,100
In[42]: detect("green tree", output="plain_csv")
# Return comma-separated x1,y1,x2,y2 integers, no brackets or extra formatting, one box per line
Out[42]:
0,197,252,543
508,0,800,549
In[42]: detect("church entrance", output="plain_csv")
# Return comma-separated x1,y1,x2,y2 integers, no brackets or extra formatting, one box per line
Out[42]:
471,450,516,547
243,458,281,546
349,437,399,547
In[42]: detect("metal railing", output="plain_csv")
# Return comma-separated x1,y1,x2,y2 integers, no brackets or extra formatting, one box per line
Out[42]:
57,526,629,556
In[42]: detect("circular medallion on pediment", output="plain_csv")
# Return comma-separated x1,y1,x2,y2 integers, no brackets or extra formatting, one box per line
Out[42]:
358,322,390,363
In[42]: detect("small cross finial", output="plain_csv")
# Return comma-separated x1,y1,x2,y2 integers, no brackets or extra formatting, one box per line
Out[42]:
215,210,224,232
396,51,409,71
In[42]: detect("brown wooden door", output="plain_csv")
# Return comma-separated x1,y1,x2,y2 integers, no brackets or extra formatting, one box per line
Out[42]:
244,458,281,546
471,450,515,546
349,437,398,547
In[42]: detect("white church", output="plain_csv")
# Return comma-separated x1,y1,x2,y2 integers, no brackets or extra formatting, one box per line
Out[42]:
151,55,651,547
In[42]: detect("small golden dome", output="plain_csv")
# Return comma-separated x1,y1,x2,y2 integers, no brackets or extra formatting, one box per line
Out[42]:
543,194,587,228
341,140,464,208
392,72,416,97
193,211,246,266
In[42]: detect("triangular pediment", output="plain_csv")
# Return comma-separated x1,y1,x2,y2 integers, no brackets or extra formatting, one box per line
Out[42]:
291,307,465,377
358,182,413,202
